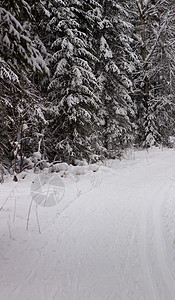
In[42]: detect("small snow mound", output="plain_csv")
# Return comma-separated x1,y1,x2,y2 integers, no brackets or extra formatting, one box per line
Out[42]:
89,164,99,172
18,171,28,180
33,151,42,160
169,136,175,147
74,159,88,166
68,165,89,175
51,163,68,172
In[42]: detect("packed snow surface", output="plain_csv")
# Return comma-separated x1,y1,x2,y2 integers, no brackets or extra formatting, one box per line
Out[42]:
1,148,175,300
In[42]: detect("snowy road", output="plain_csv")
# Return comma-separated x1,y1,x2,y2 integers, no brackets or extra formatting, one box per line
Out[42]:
0,148,175,300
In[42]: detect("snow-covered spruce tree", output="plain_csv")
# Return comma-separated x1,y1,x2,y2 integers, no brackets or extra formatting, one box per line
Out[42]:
0,58,19,168
26,0,51,90
47,0,102,163
132,0,175,146
95,0,136,157
0,0,48,175
150,0,175,144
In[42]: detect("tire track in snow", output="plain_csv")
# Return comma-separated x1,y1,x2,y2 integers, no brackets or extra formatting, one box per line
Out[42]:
138,193,158,300
136,152,175,300
152,183,175,300
108,218,139,300
120,218,139,279
138,176,175,300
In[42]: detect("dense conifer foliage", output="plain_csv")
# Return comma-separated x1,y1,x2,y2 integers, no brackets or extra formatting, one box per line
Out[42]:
0,0,175,172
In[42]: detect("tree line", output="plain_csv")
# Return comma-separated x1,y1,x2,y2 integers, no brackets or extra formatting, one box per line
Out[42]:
0,0,175,175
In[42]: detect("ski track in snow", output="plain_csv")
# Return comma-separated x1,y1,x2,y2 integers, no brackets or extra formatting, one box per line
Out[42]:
152,183,175,300
0,148,175,300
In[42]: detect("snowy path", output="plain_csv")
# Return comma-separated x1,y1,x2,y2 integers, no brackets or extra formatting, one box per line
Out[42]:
0,148,175,300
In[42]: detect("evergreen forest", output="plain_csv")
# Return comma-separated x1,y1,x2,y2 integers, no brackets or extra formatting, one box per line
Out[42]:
0,0,175,176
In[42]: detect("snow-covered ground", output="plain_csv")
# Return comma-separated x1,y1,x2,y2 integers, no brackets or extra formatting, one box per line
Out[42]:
0,147,175,300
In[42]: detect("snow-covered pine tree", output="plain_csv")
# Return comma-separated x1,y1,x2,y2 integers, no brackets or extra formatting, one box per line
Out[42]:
96,0,135,157
47,0,102,163
0,0,48,174
0,0,47,75
0,58,19,168
26,0,51,89
132,0,175,146
148,0,175,144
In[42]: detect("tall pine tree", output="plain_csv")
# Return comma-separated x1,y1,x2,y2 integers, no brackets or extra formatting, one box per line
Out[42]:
47,0,102,163
132,0,175,146
0,0,48,174
96,0,135,156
